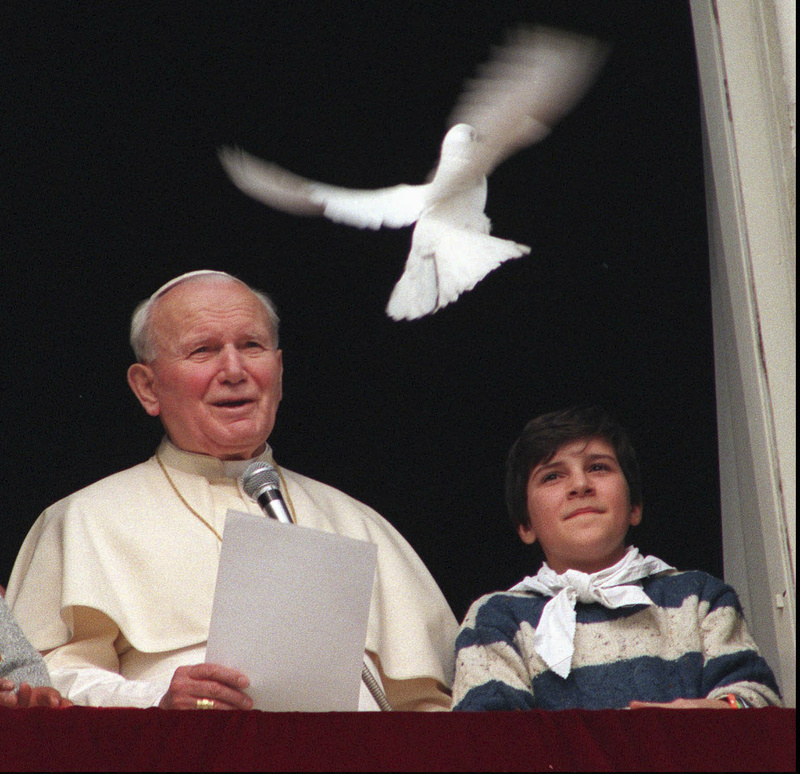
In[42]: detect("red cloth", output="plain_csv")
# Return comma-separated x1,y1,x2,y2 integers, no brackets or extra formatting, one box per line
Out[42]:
0,707,794,772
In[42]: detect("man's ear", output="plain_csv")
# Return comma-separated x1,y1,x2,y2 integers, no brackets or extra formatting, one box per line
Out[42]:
127,363,161,417
517,522,537,545
275,349,283,403
629,504,643,527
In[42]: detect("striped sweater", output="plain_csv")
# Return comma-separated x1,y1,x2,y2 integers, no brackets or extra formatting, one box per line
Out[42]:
452,570,781,710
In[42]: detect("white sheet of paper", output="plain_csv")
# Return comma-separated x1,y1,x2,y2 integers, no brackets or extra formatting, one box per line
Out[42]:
206,510,377,711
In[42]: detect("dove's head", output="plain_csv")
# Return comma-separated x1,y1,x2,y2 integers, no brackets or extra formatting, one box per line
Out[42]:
441,124,479,154
435,124,483,180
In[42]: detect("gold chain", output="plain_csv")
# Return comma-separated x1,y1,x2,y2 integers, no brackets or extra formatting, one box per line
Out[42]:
156,452,223,542
275,465,298,524
155,451,298,540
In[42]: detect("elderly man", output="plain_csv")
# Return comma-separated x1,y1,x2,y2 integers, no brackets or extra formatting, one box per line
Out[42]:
7,270,458,710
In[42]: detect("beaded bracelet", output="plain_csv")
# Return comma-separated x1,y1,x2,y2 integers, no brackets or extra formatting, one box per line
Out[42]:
725,693,749,709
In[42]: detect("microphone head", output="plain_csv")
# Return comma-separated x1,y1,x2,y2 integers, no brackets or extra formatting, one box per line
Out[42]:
242,461,281,501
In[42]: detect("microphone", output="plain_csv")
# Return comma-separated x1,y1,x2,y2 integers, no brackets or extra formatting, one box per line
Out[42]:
242,462,294,524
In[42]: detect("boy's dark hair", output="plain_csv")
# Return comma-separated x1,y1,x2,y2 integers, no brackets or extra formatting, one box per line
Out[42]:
505,405,642,529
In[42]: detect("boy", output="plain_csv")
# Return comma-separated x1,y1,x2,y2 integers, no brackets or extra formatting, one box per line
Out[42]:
452,406,781,710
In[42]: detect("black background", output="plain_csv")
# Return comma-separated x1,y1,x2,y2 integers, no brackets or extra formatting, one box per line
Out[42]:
5,1,718,621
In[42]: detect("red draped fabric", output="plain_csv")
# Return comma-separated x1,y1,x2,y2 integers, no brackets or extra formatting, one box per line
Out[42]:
0,707,794,772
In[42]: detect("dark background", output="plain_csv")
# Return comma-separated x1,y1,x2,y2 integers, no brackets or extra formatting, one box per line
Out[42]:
5,1,718,621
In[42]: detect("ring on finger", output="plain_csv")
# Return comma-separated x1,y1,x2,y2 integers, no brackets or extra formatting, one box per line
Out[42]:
196,698,215,710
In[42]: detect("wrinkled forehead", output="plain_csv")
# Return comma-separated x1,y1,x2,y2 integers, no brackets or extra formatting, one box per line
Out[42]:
151,275,273,340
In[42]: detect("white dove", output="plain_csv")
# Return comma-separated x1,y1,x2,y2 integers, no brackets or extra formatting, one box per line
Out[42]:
219,26,608,320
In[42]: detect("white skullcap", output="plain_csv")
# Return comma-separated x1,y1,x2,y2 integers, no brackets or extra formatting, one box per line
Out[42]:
150,270,242,300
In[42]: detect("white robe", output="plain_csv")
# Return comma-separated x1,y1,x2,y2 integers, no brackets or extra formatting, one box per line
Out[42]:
6,438,458,710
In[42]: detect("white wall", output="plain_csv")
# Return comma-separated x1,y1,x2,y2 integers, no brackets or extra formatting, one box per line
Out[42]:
690,0,796,706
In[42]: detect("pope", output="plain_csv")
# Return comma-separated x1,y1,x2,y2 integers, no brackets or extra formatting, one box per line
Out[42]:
7,270,458,711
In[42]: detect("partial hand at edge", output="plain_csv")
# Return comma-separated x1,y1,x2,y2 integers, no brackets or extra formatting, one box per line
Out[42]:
0,680,73,708
629,698,733,710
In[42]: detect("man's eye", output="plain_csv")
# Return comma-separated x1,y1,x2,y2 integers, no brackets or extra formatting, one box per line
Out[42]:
241,341,268,354
540,472,559,483
589,463,611,472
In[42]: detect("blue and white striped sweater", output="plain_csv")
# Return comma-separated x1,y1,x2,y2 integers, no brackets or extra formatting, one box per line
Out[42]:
452,570,781,710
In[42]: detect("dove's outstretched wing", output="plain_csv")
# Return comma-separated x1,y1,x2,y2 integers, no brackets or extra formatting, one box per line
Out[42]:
219,147,429,230
447,26,610,178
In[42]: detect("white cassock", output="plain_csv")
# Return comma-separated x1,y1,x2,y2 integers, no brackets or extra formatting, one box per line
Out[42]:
6,438,458,710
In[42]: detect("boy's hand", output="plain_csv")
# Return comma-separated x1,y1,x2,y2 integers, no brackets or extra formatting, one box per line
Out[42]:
629,698,732,710
0,680,73,708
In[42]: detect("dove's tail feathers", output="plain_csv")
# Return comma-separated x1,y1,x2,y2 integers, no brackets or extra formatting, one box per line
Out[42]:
386,225,530,320
386,250,440,321
218,147,328,216
433,226,529,309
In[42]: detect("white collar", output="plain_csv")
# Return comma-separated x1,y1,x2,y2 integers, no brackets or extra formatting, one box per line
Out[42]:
511,547,674,678
156,437,275,481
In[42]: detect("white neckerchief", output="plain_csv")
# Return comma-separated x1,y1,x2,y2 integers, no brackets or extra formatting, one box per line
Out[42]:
510,546,674,678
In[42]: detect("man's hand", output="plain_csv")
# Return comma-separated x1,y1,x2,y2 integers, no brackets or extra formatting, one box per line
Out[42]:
0,679,73,708
629,698,733,710
158,663,253,710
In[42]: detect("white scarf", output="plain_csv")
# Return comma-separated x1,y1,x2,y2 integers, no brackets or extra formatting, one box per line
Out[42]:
510,546,674,678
